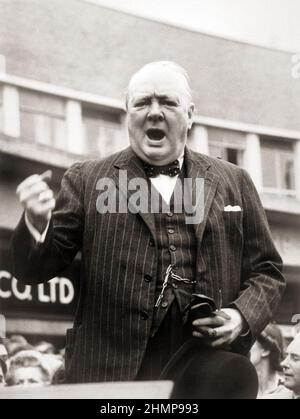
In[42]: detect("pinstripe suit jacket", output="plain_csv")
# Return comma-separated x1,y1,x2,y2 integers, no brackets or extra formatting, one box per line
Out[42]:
11,146,285,383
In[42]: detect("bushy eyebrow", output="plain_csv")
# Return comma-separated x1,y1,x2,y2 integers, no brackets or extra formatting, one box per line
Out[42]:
131,95,151,103
291,352,300,358
285,351,300,359
156,94,179,101
131,93,180,102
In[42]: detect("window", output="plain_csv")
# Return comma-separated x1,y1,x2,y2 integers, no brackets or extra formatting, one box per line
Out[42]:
261,137,296,194
82,107,123,157
19,89,67,150
208,127,245,166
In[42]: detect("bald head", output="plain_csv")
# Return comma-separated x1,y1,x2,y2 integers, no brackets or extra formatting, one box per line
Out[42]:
126,61,193,109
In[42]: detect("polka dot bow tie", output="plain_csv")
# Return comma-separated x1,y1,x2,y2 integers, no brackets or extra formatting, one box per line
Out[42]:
144,160,180,178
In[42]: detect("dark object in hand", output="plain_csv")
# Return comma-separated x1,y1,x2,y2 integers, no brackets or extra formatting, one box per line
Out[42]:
189,294,217,322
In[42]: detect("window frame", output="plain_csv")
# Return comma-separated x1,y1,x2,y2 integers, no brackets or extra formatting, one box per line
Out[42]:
261,136,296,196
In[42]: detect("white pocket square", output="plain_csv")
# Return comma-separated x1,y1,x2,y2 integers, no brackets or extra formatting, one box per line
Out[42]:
224,205,242,212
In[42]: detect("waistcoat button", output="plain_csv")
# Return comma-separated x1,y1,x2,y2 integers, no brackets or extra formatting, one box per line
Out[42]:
144,274,152,282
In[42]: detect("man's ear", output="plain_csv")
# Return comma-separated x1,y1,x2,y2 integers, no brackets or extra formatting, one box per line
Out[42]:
261,349,271,359
187,103,195,129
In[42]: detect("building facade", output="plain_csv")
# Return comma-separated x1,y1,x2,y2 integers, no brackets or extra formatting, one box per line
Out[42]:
0,0,299,343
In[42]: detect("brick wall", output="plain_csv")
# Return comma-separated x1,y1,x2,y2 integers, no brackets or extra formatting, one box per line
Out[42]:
0,0,299,130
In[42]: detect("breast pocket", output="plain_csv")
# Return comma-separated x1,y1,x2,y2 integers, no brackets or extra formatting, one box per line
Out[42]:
222,210,244,239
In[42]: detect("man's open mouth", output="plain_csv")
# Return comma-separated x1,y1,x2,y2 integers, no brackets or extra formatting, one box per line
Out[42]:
146,128,165,141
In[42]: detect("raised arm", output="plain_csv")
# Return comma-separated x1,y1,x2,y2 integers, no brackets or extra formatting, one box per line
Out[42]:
10,163,84,284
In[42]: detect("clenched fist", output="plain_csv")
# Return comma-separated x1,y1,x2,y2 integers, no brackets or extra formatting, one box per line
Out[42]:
16,170,56,234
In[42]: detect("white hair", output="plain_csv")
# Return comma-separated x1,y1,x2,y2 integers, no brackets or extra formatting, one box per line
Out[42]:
125,61,192,108
7,350,52,385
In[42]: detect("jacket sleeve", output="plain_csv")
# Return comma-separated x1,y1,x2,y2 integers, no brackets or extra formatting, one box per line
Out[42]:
232,169,286,346
10,162,84,285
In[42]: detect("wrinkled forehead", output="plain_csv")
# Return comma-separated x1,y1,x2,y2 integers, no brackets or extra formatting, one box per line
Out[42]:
288,335,300,354
128,66,192,103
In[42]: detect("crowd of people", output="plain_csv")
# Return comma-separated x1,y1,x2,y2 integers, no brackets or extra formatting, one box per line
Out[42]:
251,324,300,399
1,324,300,399
0,335,65,388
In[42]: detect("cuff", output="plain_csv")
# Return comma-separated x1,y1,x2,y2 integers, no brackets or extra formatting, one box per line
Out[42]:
25,213,50,243
229,304,253,355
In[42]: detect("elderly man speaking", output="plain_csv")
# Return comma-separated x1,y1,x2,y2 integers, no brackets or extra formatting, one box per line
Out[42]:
11,61,285,398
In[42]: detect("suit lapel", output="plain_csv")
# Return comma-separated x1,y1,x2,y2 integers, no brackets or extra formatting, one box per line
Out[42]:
185,147,220,247
112,147,157,240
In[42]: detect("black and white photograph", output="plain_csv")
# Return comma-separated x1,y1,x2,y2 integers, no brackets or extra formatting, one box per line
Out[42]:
1,0,300,401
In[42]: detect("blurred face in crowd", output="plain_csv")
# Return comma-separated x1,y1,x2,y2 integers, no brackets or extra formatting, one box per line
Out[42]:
0,363,5,385
281,335,300,394
10,366,50,387
250,340,268,367
127,62,194,165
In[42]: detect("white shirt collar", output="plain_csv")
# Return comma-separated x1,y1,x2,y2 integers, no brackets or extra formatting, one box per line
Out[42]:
149,151,185,205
